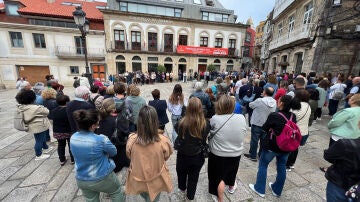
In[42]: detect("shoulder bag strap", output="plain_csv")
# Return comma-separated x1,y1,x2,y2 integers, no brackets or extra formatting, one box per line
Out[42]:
209,113,234,140
298,104,310,122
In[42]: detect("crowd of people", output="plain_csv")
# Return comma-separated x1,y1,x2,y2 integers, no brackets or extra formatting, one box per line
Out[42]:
13,70,360,202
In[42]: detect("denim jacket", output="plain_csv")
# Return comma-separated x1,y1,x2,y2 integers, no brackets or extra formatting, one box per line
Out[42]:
70,130,117,181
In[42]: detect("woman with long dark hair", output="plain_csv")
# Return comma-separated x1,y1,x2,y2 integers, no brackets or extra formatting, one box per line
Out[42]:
71,109,124,201
175,97,210,201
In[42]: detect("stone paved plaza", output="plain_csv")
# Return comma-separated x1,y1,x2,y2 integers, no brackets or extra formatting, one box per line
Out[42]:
0,81,331,201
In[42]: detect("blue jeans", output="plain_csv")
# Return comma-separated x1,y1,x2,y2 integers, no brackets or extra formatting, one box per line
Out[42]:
254,150,289,196
326,181,347,202
249,125,266,159
34,130,49,157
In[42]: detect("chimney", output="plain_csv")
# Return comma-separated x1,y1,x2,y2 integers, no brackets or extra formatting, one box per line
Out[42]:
47,0,56,3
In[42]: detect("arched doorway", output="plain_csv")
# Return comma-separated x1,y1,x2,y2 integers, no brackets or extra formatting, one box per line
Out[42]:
164,57,173,73
116,55,126,74
226,60,234,71
132,56,142,72
214,59,221,71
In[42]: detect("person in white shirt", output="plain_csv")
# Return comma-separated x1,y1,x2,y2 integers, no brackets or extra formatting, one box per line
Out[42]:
328,77,346,116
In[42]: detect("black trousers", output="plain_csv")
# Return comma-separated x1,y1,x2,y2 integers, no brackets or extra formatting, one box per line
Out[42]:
315,107,322,119
113,144,130,173
58,138,73,162
176,153,204,200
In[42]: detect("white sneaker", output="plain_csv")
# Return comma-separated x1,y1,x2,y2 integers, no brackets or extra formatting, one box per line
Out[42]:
268,182,280,197
227,181,237,194
290,165,295,169
35,154,50,161
249,184,265,198
317,118,322,121
43,146,53,154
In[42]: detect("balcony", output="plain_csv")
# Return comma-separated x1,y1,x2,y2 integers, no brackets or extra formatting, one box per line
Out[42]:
273,0,295,19
55,46,105,60
269,24,313,51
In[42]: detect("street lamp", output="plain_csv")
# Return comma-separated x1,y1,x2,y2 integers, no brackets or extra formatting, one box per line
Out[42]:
73,6,93,87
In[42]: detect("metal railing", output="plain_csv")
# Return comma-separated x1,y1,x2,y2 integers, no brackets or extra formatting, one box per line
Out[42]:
269,23,314,50
55,46,105,58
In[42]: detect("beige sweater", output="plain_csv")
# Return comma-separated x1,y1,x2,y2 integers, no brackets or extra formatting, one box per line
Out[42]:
291,102,311,135
125,133,173,201
17,104,50,134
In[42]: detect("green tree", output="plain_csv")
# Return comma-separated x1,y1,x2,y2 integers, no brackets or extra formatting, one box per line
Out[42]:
157,65,166,73
207,64,216,72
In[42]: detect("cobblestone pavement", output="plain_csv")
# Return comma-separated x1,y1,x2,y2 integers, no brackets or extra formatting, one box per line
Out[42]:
0,81,330,202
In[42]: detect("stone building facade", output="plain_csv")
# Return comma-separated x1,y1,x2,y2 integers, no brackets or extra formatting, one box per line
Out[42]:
312,0,360,76
103,0,247,77
267,0,323,74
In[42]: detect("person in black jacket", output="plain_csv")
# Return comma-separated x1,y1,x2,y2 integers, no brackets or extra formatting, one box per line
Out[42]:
51,95,73,165
249,95,301,198
175,97,210,201
324,137,360,201
66,86,94,133
42,88,58,142
149,89,169,130
97,98,129,173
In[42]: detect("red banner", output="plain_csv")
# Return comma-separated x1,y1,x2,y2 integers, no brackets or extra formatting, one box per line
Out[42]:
176,46,228,56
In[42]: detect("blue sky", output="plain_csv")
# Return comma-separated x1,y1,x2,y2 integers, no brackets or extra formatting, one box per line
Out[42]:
0,0,275,27
220,0,276,27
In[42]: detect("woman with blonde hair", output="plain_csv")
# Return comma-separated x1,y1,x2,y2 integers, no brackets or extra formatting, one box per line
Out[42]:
208,95,247,201
175,97,211,201
168,84,186,142
126,106,173,202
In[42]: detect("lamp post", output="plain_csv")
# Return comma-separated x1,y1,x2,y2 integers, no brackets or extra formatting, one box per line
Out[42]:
73,6,93,87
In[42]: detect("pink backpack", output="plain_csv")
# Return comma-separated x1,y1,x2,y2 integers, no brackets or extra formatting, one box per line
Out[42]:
271,112,302,152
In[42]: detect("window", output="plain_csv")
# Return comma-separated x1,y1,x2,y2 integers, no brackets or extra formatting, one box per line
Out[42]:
6,4,19,16
174,8,182,17
278,23,283,36
164,34,173,52
304,3,313,24
114,30,125,50
148,57,158,61
120,2,182,17
202,12,209,20
178,35,187,46
200,37,208,47
131,31,141,50
193,0,201,4
29,19,77,28
33,33,46,48
199,58,207,63
228,39,236,55
70,66,79,74
229,39,236,48
120,2,128,11
148,32,157,51
74,36,84,54
9,32,23,47
245,32,251,43
288,15,295,33
215,38,223,48
222,15,228,23
333,0,341,6
243,46,250,57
